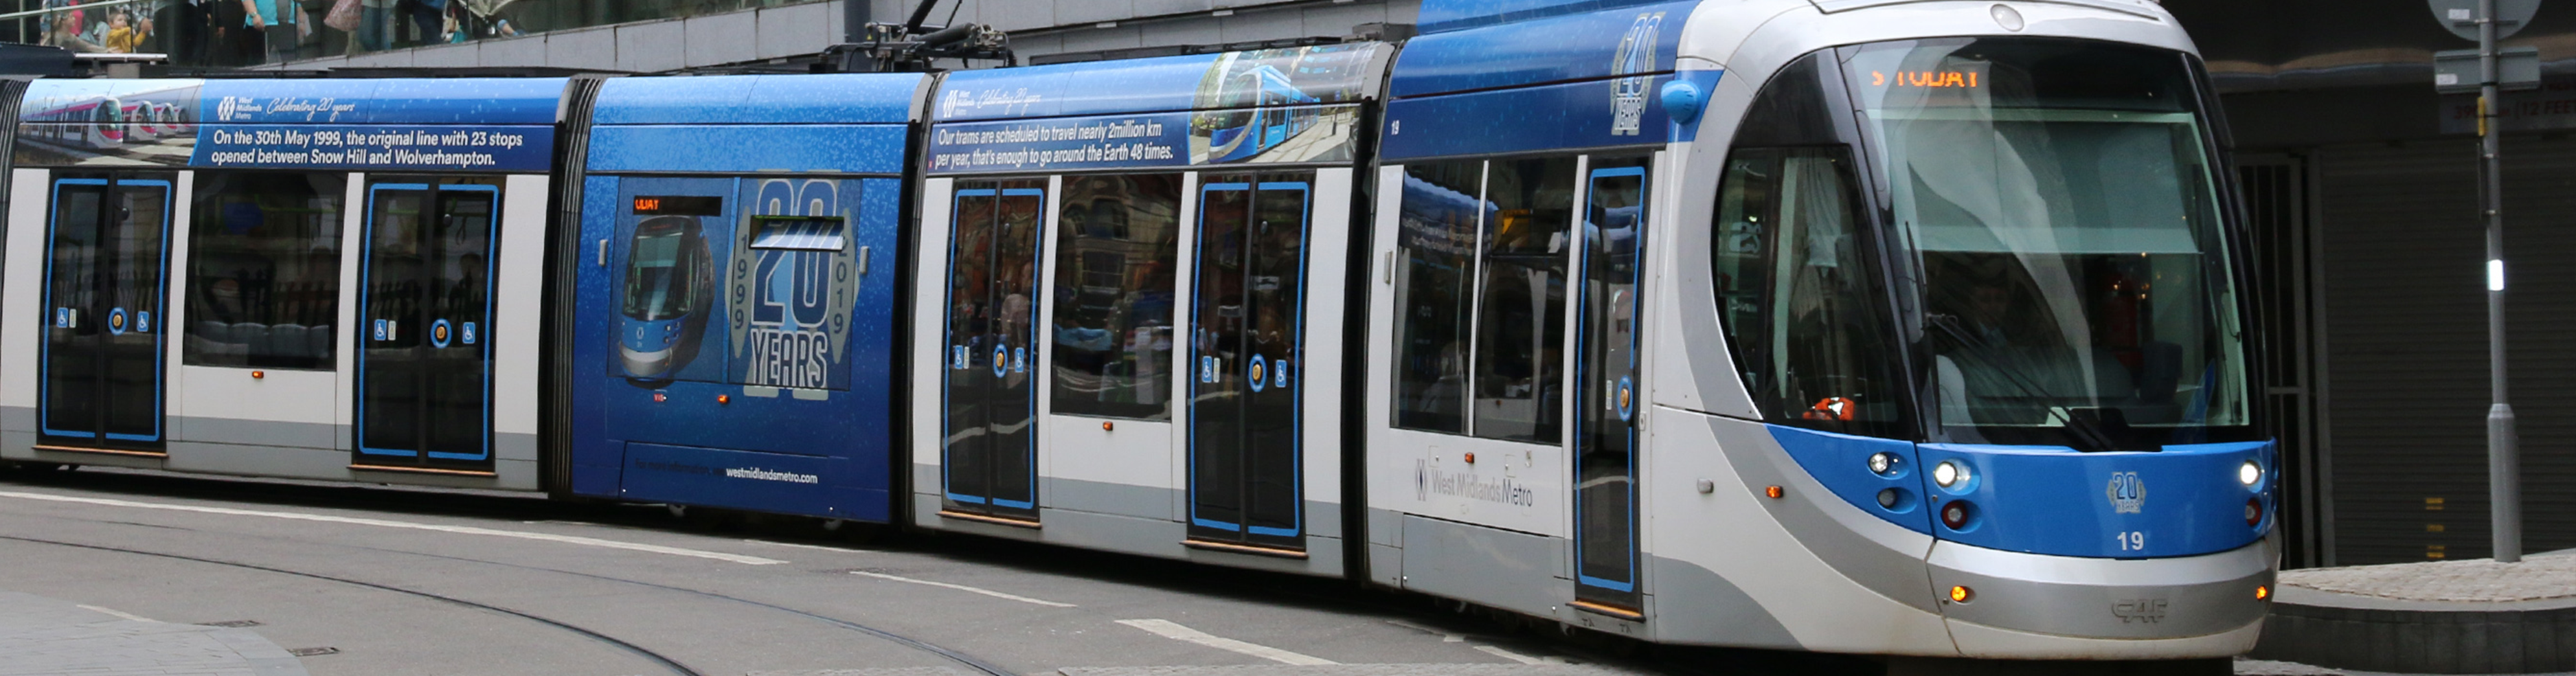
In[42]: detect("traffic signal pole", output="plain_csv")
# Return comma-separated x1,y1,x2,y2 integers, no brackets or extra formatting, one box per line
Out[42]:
2480,0,2524,564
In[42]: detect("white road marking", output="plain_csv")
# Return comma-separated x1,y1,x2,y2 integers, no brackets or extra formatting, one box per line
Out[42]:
747,539,867,554
1474,645,1546,664
76,604,157,622
1116,618,1337,666
0,490,787,565
1385,618,1465,642
849,570,1075,607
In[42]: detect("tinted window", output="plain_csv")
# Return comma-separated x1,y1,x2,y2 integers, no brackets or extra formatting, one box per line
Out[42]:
1713,148,1906,436
185,172,344,370
1392,161,1481,433
1471,157,1575,443
1051,174,1183,420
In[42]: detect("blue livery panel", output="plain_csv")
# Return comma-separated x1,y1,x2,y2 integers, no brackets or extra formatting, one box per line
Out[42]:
570,174,904,519
620,442,883,520
1417,0,1685,34
572,73,918,520
587,124,910,175
1382,73,1717,159
1391,1,1693,98
1382,2,1717,159
1915,440,2274,558
16,78,563,172
1775,425,2275,558
592,74,921,126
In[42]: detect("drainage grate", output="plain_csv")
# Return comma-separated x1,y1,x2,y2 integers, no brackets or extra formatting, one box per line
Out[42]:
199,620,262,627
286,647,340,657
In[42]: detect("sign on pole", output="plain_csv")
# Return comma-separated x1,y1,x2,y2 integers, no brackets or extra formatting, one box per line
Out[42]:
2428,0,2541,40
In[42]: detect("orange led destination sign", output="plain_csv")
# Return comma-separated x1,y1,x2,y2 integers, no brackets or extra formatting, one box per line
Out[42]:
1870,69,1984,89
632,196,724,216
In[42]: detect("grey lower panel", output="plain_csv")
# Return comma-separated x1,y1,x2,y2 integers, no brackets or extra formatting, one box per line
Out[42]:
1930,546,2272,640
1046,476,1171,521
1708,416,1941,613
1397,514,1568,619
2,405,32,433
172,416,339,450
911,474,1346,577
170,441,540,491
495,432,538,465
1368,506,1403,546
1647,556,1801,649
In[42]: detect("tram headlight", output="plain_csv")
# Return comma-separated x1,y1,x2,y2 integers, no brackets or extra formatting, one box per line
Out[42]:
1932,460,1967,488
2239,460,2263,487
1867,452,1898,475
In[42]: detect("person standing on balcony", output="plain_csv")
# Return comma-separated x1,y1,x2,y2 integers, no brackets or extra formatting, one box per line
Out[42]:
243,0,302,63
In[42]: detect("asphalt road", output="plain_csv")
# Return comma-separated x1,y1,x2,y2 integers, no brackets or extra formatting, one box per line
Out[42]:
0,466,1878,676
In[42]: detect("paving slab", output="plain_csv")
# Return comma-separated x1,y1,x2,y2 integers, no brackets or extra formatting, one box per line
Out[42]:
0,591,308,676
2279,550,2576,603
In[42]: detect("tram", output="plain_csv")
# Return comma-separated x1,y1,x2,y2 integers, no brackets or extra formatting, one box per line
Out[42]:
0,0,2276,662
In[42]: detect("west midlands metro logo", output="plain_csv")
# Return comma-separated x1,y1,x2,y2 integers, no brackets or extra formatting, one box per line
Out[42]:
215,96,240,122
2107,471,2147,514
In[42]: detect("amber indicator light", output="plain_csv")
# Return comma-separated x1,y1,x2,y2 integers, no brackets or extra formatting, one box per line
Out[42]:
1765,486,1784,499
1102,421,1114,431
250,370,265,379
2256,585,2271,601
716,394,730,405
1949,585,1974,603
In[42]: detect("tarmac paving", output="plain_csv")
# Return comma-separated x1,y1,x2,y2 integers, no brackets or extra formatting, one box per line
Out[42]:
0,590,308,676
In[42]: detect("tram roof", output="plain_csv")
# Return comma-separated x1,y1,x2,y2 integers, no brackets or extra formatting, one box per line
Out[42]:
591,74,924,126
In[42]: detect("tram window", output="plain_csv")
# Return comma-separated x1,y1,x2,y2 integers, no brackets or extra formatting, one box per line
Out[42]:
184,171,345,370
1471,158,1576,443
1050,174,1184,420
1392,161,1482,434
1711,148,1905,436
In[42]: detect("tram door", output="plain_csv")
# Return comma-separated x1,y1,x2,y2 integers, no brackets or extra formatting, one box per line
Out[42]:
1186,176,1309,550
40,173,174,453
942,180,1045,521
354,181,501,471
1573,163,1649,613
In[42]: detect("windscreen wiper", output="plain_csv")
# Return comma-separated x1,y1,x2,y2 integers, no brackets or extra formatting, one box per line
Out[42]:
1922,313,2123,453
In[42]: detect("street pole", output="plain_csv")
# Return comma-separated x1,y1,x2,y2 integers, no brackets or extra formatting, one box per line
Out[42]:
2480,0,2524,564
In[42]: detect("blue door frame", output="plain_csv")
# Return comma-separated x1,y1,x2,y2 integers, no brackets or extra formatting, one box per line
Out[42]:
38,174,173,450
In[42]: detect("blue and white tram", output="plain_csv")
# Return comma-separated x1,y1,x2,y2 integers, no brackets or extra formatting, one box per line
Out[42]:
0,0,2276,664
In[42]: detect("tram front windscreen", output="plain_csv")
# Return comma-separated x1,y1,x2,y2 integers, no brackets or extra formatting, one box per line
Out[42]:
1846,38,2254,450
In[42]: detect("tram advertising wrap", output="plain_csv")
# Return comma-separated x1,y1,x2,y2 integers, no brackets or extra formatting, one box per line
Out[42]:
16,78,558,172
930,43,1381,173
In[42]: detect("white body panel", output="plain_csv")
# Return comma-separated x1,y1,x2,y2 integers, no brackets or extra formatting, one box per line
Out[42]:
911,168,1349,576
1,166,546,491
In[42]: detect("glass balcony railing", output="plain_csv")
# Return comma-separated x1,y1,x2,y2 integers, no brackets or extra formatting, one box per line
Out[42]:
1,0,830,68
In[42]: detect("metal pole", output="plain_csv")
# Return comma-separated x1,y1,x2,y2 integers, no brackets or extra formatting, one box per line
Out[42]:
2480,0,2524,564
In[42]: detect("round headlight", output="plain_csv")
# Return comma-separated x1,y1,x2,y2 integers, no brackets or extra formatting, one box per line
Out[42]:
1868,452,1896,475
2239,460,2263,487
1933,460,1965,488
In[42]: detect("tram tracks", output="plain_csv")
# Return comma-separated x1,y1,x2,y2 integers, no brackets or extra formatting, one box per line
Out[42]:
0,531,1021,676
